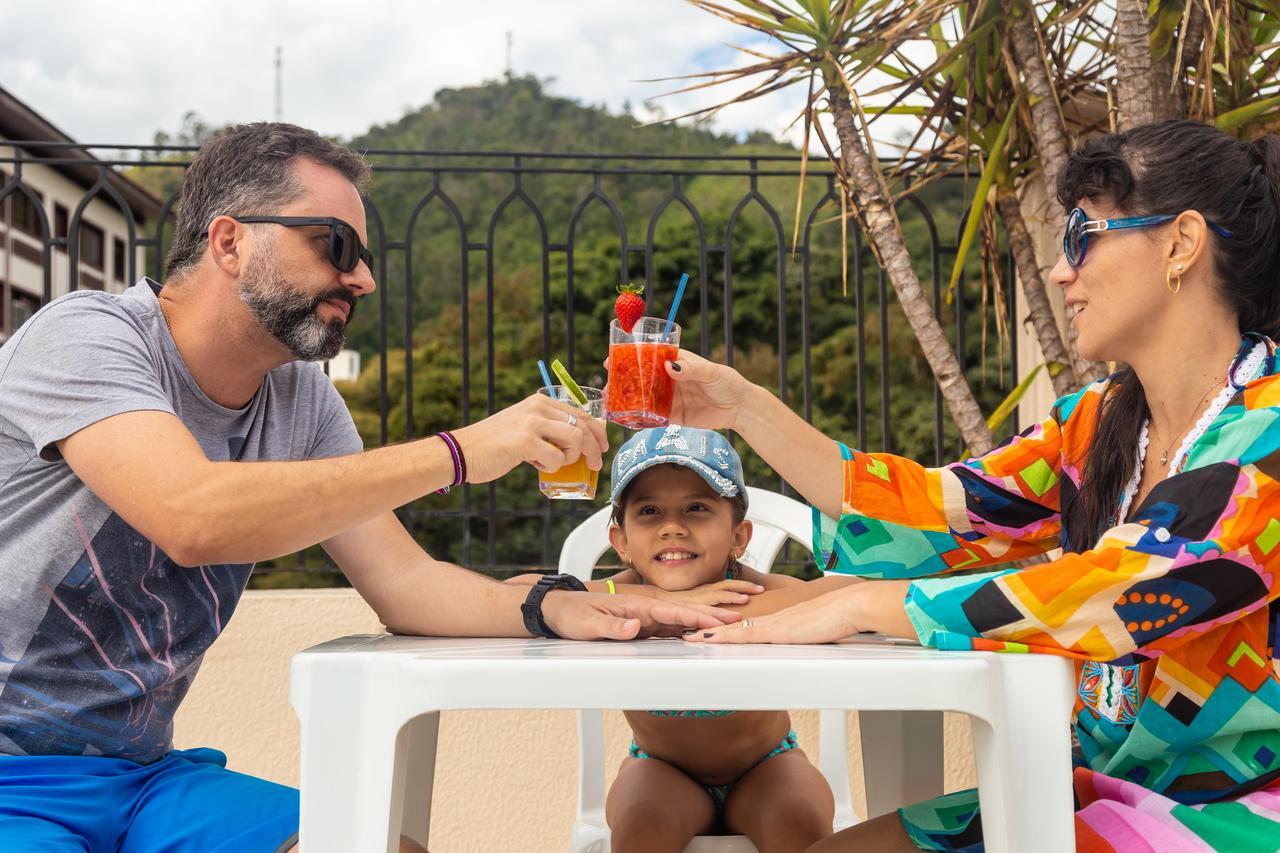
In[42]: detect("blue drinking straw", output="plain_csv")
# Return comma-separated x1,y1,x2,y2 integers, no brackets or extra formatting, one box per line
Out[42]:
663,273,689,342
537,359,555,394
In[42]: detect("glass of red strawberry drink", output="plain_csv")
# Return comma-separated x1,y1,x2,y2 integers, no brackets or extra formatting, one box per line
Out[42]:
607,315,680,428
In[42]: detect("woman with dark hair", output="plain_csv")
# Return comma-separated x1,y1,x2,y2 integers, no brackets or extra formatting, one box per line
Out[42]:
665,120,1280,850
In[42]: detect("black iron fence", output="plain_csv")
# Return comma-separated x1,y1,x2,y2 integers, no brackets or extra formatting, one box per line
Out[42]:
0,143,1018,577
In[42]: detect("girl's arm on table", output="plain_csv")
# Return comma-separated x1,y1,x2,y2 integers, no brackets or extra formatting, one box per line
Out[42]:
730,574,866,618
504,567,649,594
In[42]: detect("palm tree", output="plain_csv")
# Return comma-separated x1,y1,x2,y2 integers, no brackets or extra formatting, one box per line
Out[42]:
1004,1,1111,384
1114,0,1280,131
901,0,1089,397
674,0,998,453
1174,0,1280,132
673,0,1280,440
1114,0,1185,127
1007,5,1074,192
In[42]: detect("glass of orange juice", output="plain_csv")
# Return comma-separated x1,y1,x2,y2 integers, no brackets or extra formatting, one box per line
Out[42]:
537,385,605,499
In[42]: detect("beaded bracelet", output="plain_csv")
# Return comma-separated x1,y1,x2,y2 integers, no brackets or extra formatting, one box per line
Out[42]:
435,430,467,495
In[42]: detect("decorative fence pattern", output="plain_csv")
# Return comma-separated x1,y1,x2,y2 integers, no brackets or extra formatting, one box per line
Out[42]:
0,143,1018,575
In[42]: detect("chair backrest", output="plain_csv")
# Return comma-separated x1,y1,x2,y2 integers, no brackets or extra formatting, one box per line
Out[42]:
562,486,857,835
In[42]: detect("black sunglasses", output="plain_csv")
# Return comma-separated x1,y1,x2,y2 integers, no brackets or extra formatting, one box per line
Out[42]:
231,216,373,274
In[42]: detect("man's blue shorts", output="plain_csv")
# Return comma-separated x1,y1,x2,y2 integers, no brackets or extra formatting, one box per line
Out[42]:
0,746,299,852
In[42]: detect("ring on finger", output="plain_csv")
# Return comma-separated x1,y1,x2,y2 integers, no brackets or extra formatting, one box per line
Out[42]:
741,618,754,629
565,412,578,427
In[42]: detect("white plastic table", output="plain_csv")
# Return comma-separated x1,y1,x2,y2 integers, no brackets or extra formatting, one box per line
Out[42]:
289,635,1076,853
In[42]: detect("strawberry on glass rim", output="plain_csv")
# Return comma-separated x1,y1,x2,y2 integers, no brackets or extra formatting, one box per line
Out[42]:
614,283,645,333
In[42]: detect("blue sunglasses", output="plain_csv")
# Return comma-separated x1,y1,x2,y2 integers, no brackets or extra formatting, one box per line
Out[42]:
1062,207,1233,268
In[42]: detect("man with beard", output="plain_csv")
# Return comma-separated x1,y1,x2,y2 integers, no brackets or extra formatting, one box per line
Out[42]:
0,123,733,853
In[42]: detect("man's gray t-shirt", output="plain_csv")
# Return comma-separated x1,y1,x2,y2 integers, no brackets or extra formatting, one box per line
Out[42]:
0,280,363,762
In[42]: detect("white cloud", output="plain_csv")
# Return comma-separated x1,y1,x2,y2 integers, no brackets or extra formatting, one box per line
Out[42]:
0,0,820,147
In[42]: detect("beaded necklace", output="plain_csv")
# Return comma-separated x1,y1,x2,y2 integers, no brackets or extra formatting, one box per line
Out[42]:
1117,340,1265,522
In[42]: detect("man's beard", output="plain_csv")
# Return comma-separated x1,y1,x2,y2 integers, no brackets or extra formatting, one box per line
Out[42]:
238,240,356,362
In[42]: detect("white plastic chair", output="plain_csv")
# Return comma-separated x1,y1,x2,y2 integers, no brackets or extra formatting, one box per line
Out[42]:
560,486,860,853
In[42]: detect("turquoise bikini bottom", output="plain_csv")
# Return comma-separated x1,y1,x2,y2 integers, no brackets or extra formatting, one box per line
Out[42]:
627,728,799,815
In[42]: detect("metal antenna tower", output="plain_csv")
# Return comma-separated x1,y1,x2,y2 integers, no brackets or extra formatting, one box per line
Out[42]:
275,46,283,121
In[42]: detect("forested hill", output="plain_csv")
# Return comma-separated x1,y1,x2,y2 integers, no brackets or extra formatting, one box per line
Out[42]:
347,74,777,156
335,74,811,364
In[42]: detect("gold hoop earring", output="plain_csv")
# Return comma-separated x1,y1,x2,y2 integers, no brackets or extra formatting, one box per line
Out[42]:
1167,269,1182,294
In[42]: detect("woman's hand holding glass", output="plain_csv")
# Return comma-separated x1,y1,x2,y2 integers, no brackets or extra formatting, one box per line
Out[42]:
659,349,754,431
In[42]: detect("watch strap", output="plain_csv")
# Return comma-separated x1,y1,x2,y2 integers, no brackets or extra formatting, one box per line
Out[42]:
521,573,587,639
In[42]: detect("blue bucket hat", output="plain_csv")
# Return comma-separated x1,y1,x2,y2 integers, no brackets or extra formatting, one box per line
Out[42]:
609,425,747,507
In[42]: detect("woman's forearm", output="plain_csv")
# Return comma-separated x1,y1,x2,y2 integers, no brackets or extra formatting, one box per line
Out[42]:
850,581,919,640
733,383,845,518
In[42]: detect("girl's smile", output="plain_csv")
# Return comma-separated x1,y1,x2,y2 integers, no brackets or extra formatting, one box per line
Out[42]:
609,465,751,592
654,548,699,566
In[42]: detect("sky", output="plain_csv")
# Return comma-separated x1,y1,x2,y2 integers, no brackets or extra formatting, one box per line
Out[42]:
0,0,818,148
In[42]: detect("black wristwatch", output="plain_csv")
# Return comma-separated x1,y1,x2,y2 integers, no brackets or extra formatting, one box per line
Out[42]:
521,573,588,639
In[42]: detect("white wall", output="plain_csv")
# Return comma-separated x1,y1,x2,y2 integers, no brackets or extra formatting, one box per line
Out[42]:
1013,177,1073,426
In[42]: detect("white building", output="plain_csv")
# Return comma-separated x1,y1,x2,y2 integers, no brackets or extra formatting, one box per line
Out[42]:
0,85,161,343
325,349,362,383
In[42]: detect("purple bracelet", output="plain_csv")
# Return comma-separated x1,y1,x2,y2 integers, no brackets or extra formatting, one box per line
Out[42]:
435,430,467,495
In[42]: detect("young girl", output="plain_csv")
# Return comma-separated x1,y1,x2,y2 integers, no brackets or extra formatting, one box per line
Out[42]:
600,425,836,853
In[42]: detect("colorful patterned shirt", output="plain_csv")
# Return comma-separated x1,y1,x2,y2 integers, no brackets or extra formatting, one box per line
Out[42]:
815,336,1280,801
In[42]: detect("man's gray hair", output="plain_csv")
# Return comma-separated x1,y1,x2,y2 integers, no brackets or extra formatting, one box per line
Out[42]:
164,122,371,279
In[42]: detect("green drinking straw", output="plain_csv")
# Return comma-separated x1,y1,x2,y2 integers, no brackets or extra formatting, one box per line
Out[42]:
663,273,689,341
